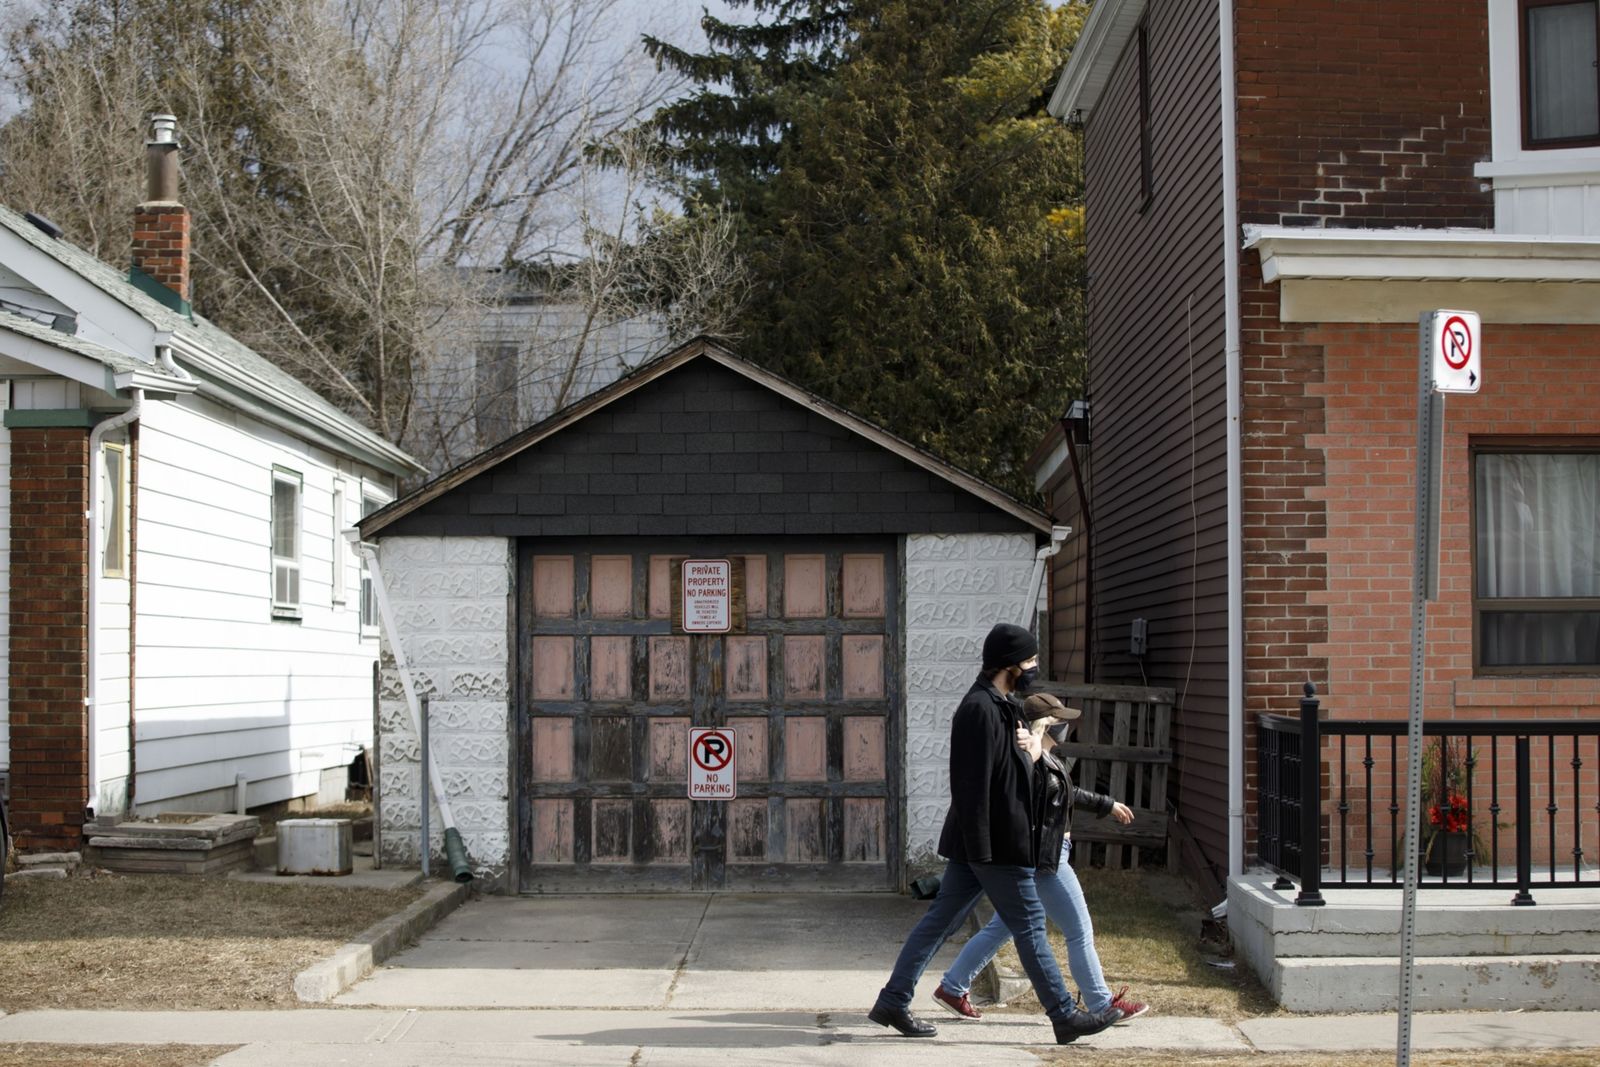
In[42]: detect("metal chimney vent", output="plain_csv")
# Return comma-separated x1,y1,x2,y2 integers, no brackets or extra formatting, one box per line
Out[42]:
149,113,178,145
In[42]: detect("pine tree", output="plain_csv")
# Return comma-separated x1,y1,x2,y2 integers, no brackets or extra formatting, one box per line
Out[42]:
648,0,1088,494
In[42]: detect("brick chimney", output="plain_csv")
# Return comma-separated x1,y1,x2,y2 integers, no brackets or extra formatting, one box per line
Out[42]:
130,113,191,314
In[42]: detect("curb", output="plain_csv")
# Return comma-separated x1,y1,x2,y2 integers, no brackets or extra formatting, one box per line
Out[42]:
293,880,470,1003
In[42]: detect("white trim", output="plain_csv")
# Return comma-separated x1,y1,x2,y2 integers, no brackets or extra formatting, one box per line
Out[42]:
1032,438,1069,493
1475,159,1600,185
1047,0,1148,122
1486,0,1600,168
172,335,420,477
271,467,303,617
1245,225,1600,283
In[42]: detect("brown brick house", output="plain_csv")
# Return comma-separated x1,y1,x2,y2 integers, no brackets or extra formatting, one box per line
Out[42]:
1035,0,1600,898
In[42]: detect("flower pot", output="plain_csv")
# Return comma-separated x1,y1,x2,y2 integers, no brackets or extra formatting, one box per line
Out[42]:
1424,829,1470,876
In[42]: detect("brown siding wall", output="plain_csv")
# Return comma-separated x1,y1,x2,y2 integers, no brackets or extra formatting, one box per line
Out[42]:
1082,0,1230,878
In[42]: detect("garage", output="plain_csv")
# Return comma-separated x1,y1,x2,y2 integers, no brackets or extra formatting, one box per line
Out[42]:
361,339,1048,892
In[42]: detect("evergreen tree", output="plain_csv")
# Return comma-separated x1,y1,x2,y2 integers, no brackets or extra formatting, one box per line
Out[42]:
648,0,1088,495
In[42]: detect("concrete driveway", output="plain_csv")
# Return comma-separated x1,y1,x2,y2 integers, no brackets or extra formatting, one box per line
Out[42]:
336,893,970,1012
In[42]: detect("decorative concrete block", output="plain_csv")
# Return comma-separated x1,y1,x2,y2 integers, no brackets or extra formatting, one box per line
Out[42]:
444,537,508,565
440,734,505,765
935,564,1001,596
379,765,415,799
906,535,970,562
907,598,970,628
441,768,508,799
382,538,444,564
449,602,507,631
381,735,421,764
447,668,507,699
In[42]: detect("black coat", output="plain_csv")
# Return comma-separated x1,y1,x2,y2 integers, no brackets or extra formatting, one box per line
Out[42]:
937,675,1039,866
1031,749,1115,874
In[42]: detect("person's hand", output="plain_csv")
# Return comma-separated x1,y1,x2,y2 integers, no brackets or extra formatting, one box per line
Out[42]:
1110,801,1134,824
1015,725,1043,762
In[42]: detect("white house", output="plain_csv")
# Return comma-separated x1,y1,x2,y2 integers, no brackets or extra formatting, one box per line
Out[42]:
0,116,424,853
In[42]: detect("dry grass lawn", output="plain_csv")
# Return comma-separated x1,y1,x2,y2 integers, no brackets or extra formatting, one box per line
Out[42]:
991,865,1277,1020
0,871,423,1011
0,1045,236,1067
1040,1052,1600,1067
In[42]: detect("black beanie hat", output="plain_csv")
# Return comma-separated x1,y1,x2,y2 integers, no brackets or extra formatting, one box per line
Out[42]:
981,623,1038,670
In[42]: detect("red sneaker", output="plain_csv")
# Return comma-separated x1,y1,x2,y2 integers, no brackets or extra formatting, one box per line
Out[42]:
1110,986,1149,1022
931,984,982,1020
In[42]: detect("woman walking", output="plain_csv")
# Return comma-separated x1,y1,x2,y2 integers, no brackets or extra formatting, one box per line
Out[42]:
932,692,1150,1025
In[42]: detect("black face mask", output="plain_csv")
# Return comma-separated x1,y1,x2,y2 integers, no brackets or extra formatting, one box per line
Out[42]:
1014,666,1039,693
1046,722,1072,744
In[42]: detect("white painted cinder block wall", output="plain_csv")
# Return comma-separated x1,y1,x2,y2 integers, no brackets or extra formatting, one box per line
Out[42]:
373,530,1036,886
902,532,1037,869
375,536,513,883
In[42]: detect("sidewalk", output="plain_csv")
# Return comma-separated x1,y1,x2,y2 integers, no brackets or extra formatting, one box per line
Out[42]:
1,1007,1597,1065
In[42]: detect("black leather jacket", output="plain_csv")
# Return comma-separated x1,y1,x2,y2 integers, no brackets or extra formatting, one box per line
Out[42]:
1032,747,1115,874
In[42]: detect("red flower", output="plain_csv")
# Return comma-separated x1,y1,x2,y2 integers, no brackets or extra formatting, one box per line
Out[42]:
1428,793,1470,834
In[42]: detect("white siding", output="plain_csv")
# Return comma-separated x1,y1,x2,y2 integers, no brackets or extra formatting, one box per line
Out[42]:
128,393,394,813
0,389,8,772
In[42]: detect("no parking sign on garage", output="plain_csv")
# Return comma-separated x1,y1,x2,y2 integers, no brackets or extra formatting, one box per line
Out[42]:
689,727,736,800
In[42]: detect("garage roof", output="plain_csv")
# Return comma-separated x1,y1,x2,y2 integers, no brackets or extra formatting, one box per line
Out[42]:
361,337,1050,538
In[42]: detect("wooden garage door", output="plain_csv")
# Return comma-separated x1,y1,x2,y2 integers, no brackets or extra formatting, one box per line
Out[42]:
516,539,901,892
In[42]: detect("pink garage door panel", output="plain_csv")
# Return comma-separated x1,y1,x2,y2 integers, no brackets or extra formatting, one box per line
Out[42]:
590,555,634,618
518,541,898,892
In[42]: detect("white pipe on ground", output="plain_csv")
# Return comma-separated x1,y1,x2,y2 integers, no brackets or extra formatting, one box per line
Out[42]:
355,542,459,833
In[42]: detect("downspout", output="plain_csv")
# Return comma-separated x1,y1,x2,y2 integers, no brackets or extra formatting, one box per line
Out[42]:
1219,0,1246,881
86,388,144,818
1060,416,1093,682
1023,525,1072,630
356,539,473,883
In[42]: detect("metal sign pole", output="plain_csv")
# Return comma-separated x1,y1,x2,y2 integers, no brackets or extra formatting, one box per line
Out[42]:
420,693,431,880
1397,316,1444,1067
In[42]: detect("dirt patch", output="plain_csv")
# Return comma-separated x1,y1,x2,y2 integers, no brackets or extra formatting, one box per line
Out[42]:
1038,1052,1600,1067
0,870,423,1011
992,866,1278,1020
0,1045,235,1067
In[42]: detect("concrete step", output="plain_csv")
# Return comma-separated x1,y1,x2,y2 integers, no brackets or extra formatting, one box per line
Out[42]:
1230,874,1600,958
1273,954,1600,1012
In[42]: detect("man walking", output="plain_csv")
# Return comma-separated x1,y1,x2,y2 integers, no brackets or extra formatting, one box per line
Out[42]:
867,623,1122,1044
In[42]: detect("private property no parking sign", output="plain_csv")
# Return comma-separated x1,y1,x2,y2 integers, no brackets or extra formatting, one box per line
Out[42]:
689,727,736,800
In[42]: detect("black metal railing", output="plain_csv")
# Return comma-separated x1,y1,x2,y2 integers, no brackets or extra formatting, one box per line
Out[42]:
1257,684,1600,906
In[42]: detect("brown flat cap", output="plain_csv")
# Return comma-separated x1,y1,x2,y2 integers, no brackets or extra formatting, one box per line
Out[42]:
1021,692,1082,722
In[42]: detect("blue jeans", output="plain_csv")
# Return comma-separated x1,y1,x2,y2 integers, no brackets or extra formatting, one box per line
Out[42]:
874,858,1074,1022
939,840,1114,1012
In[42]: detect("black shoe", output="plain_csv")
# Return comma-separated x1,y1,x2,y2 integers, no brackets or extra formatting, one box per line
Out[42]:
1052,1005,1123,1044
868,1004,938,1037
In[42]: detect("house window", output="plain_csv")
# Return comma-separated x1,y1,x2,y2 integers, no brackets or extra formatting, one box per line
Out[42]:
359,494,382,634
474,342,520,448
102,443,127,577
1473,446,1600,672
331,480,347,605
1137,22,1154,210
272,468,302,618
1521,0,1600,147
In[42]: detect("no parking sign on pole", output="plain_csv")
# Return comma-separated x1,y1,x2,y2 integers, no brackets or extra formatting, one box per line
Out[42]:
1429,309,1481,394
689,727,736,799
